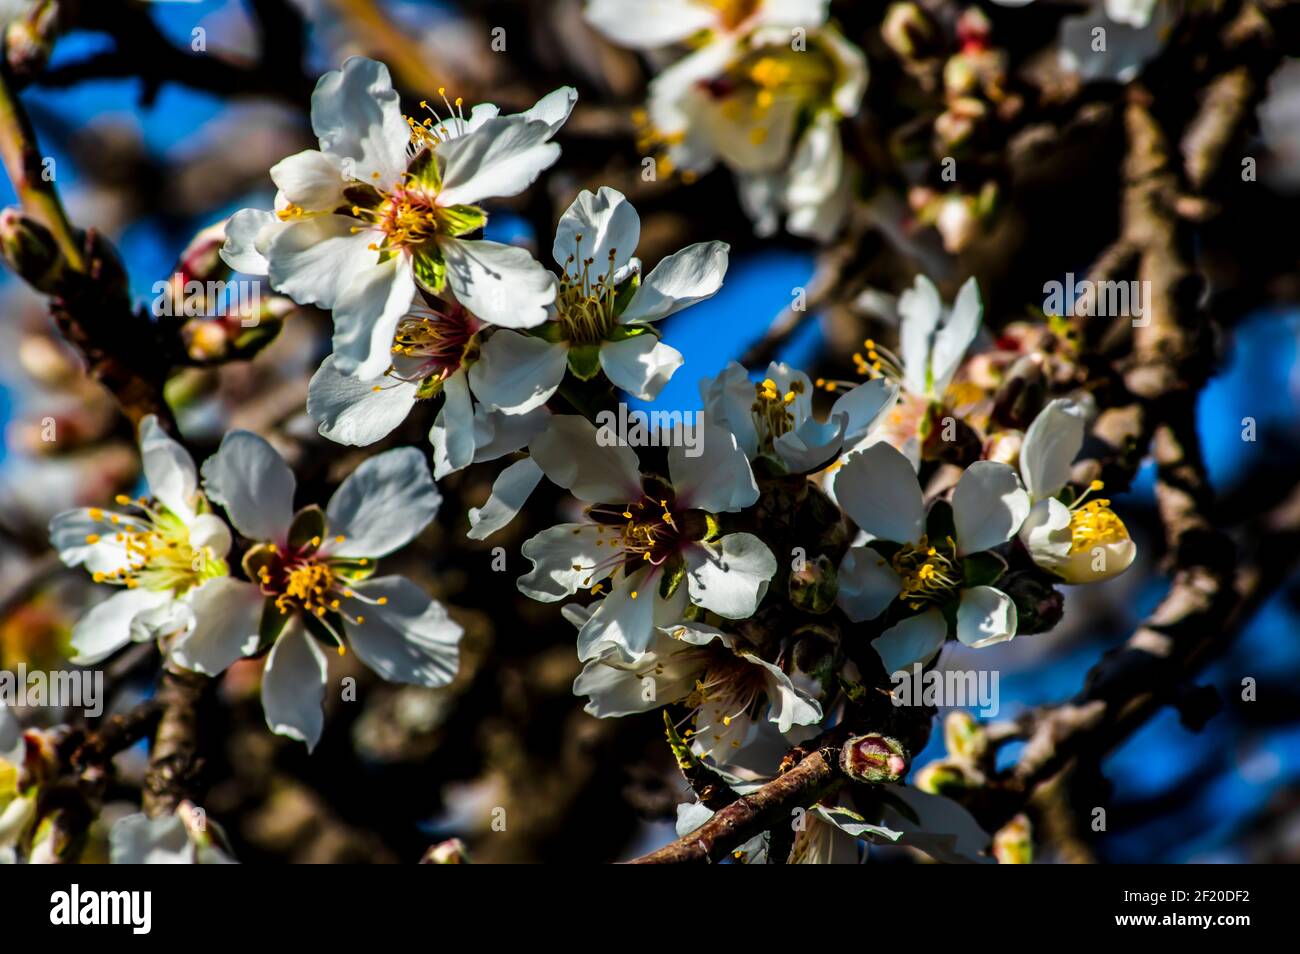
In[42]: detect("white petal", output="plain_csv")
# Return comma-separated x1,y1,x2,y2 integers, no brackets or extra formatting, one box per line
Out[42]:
1020,398,1086,501
310,56,409,188
429,369,476,479
307,354,418,447
774,415,845,473
700,362,759,458
530,414,643,503
598,335,682,400
201,430,296,544
930,276,982,395
138,415,197,523
575,566,658,660
518,86,578,134
346,576,462,686
324,447,440,559
261,620,328,751
49,508,143,575
1019,496,1074,565
70,588,172,665
620,241,729,324
110,814,194,865
747,655,823,731
169,578,264,675
669,423,757,512
872,609,948,674
898,274,942,395
553,186,640,273
468,330,567,414
836,545,903,622
833,442,925,544
269,149,345,211
330,257,417,380
440,238,555,329
574,652,677,717
518,523,608,601
220,208,278,275
684,533,776,619
584,0,716,47
267,213,379,312
436,116,562,206
956,586,1017,648
468,457,544,541
952,461,1030,556
469,404,549,461
186,514,231,557
831,377,898,447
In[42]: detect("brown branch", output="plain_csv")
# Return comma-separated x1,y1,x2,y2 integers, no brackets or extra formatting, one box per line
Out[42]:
142,668,209,818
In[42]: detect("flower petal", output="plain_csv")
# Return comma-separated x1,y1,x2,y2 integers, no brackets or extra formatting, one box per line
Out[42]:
169,578,264,675
518,523,608,602
269,149,345,211
530,414,644,503
467,456,544,541
346,576,462,686
220,208,278,275
898,274,942,395
307,354,419,447
139,415,197,523
201,430,296,544
599,335,683,401
669,423,757,512
575,566,658,660
330,256,418,380
324,447,440,559
552,186,641,273
956,585,1017,648
310,56,409,188
831,377,898,447
620,241,729,324
684,533,776,619
871,609,948,674
440,237,555,329
50,507,143,575
836,545,904,622
1020,398,1086,501
584,0,717,47
70,587,172,666
952,461,1030,556
261,620,328,751
468,330,567,414
430,369,476,479
267,213,378,311
436,116,562,207
519,86,578,134
833,442,925,544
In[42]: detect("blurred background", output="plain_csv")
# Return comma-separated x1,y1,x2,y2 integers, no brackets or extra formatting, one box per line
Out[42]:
1,0,1298,863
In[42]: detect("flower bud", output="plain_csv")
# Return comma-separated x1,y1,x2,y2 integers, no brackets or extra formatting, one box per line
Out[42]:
0,207,65,293
840,733,908,784
915,760,978,795
993,813,1033,864
991,354,1047,429
788,553,838,615
942,711,988,762
881,3,939,60
421,837,471,864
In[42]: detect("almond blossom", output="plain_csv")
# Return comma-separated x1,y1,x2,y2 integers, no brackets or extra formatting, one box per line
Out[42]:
221,56,575,380
48,416,233,665
171,433,462,750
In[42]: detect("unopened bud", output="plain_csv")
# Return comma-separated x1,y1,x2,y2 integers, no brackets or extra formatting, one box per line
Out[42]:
421,837,471,864
956,7,993,51
840,733,908,784
943,711,988,762
788,553,838,614
915,760,978,795
881,3,938,60
993,813,1033,864
0,207,65,292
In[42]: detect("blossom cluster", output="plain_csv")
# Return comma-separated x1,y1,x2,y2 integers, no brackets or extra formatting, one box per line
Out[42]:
28,40,1139,864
